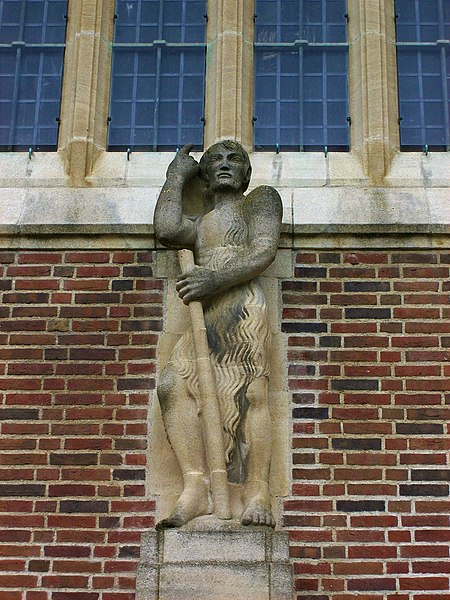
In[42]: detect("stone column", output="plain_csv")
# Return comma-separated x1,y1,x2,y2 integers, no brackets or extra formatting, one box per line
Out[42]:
348,0,400,184
58,0,115,185
204,0,255,151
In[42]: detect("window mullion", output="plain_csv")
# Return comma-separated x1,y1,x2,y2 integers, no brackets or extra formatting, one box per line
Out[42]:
8,47,22,149
32,51,46,148
298,47,303,152
153,47,162,151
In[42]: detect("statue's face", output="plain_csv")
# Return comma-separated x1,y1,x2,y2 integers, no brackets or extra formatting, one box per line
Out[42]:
204,147,247,192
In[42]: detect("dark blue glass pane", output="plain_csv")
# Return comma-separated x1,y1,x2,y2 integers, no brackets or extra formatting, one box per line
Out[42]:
304,1,322,26
160,75,180,98
182,100,202,124
327,101,347,125
256,0,346,43
281,2,298,24
254,7,349,152
257,101,277,123
114,0,205,44
111,102,132,126
328,126,348,145
424,102,445,126
23,0,67,43
400,102,421,128
183,75,203,99
423,75,443,100
303,25,322,43
280,102,299,126
109,33,205,150
420,24,439,42
303,51,322,74
396,0,416,22
280,128,298,146
255,127,277,147
304,127,323,146
39,100,59,125
304,102,323,126
418,0,439,22
255,75,276,99
135,103,155,127
136,76,156,100
16,102,36,127
421,51,441,74
303,76,322,100
36,126,56,144
396,0,444,42
0,73,14,99
280,75,298,100
399,74,420,97
396,19,449,151
327,74,346,99
0,2,66,150
326,0,344,24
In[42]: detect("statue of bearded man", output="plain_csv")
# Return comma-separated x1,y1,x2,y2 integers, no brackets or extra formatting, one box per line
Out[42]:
154,140,282,528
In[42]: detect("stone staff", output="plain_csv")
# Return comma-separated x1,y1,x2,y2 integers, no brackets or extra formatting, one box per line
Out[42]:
177,248,231,520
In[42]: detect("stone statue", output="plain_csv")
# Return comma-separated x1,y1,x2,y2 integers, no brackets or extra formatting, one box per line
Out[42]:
154,140,282,528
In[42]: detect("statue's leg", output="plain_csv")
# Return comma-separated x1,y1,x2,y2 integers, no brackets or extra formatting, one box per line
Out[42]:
156,364,211,528
241,375,276,527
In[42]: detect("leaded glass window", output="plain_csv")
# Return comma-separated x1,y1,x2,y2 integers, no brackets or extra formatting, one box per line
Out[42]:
254,0,349,151
395,0,450,150
0,0,67,151
108,0,206,151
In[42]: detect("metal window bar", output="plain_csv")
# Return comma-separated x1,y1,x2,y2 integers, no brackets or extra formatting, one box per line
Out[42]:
254,0,349,152
0,0,67,151
395,0,449,150
108,0,206,152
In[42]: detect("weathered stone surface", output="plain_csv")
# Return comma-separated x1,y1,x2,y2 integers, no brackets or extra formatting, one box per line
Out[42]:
153,141,282,529
162,529,267,563
136,526,293,600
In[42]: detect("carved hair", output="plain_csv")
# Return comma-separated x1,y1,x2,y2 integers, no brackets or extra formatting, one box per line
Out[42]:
199,140,252,193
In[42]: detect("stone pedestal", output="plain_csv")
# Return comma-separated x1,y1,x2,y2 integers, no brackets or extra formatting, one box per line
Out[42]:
136,517,293,600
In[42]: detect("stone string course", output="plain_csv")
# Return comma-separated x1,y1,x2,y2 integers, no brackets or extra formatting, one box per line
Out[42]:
0,249,449,600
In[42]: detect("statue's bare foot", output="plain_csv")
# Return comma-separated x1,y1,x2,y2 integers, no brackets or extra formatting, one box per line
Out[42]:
156,474,211,530
241,481,275,527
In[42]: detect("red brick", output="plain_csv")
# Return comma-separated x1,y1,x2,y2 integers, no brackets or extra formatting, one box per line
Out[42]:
392,336,439,348
401,545,449,558
64,279,109,291
7,265,51,277
399,577,449,590
65,252,110,263
53,560,102,573
0,574,38,586
403,267,448,278
16,279,59,290
0,593,22,600
52,594,99,600
348,578,396,591
415,529,450,542
333,562,383,575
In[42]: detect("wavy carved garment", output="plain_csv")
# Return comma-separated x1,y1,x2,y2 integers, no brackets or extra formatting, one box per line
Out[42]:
167,214,271,483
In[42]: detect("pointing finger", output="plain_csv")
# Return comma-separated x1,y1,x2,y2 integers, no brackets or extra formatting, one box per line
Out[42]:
178,143,194,156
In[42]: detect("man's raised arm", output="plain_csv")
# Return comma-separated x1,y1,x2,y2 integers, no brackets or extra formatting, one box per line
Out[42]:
154,144,198,248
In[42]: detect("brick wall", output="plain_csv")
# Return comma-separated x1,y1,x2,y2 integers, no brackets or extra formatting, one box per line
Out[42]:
0,250,161,600
0,248,449,600
283,250,450,600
